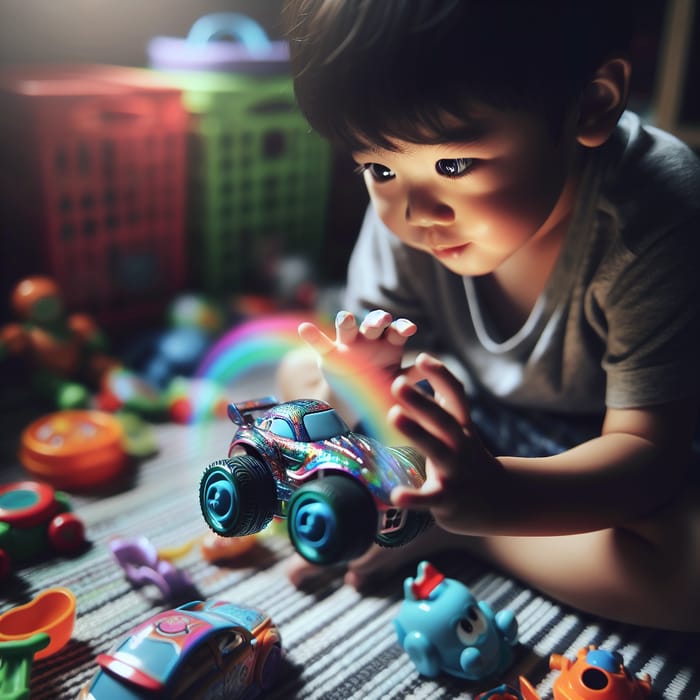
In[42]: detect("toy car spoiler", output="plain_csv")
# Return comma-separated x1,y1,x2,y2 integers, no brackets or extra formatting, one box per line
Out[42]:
227,396,279,426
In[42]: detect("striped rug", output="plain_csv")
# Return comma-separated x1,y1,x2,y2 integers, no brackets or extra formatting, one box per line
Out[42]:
2,419,699,699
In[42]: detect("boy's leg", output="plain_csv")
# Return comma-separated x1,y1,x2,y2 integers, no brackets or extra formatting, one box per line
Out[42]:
276,347,331,403
288,490,700,632
473,487,700,631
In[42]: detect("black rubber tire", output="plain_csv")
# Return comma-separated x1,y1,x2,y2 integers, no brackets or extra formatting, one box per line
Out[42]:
199,455,276,537
287,474,377,565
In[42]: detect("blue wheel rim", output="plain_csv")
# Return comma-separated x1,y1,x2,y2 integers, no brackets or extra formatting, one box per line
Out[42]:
203,473,237,531
290,499,337,561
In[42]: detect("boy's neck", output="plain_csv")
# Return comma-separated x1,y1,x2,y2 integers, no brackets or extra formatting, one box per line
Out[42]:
478,169,580,339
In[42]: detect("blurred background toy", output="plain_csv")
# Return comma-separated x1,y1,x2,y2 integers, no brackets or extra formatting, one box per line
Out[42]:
19,410,131,490
0,276,120,409
0,480,87,580
109,535,199,601
394,561,518,681
120,292,227,390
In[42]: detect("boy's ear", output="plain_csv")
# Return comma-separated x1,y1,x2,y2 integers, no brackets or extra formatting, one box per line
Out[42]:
576,57,631,148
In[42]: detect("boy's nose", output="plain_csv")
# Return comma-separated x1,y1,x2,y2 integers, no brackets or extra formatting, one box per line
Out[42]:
405,190,455,226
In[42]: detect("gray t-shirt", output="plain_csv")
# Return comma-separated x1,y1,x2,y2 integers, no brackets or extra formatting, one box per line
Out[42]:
343,112,700,415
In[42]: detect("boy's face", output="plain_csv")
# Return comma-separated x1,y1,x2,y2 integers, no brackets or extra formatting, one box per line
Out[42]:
352,105,581,276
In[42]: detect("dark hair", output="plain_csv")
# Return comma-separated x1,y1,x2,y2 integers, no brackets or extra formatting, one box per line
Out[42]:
284,0,635,151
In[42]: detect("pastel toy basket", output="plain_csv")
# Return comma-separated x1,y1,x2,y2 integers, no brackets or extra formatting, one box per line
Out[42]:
0,64,188,329
148,13,332,293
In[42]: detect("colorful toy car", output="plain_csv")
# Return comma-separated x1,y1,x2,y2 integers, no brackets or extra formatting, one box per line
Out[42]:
394,561,518,681
0,480,86,580
519,645,652,700
199,397,431,565
78,599,282,700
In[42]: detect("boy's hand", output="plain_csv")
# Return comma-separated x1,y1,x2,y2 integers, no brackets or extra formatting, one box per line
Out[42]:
389,353,503,534
298,309,416,379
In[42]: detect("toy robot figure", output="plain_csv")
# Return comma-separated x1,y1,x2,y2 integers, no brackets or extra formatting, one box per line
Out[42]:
394,561,518,681
0,277,119,409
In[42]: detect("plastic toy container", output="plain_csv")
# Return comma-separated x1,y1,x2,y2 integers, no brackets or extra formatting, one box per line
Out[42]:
148,14,331,293
0,64,188,330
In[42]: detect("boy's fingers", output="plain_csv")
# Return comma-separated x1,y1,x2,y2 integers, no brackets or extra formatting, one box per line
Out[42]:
359,309,393,339
335,310,359,345
388,403,462,477
390,376,467,451
385,318,417,346
298,322,336,355
391,484,443,510
413,353,471,426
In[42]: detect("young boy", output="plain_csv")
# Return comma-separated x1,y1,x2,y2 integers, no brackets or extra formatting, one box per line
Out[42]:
278,0,700,631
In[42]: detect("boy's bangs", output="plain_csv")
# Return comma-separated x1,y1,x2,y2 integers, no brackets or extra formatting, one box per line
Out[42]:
308,82,480,153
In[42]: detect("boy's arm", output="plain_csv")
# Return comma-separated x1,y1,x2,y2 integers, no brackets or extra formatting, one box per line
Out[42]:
390,354,697,537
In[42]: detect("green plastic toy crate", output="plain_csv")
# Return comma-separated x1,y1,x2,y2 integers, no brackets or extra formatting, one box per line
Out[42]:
148,14,332,294
175,70,331,293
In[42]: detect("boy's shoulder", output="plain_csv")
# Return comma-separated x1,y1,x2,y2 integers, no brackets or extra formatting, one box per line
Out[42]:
605,112,700,213
596,112,700,250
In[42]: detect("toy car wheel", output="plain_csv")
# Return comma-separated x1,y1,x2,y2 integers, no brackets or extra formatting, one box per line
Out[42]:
287,474,376,565
257,640,282,690
48,513,86,554
375,510,433,548
199,456,275,537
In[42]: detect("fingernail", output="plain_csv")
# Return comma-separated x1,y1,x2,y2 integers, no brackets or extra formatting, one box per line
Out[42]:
336,310,352,326
393,318,414,332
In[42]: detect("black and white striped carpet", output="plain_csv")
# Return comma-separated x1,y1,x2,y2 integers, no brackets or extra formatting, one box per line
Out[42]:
2,419,699,699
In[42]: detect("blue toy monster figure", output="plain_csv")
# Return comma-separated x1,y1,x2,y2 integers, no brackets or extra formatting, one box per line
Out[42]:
394,561,518,681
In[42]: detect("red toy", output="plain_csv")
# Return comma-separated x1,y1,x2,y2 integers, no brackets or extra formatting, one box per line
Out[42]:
0,481,87,580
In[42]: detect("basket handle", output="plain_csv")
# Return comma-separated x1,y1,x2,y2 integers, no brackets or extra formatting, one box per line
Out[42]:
186,13,272,55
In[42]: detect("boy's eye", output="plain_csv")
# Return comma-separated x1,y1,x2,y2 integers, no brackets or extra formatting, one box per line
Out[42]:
435,158,473,178
364,163,396,182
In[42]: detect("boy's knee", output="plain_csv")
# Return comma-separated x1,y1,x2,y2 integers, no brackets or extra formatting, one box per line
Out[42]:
276,347,328,402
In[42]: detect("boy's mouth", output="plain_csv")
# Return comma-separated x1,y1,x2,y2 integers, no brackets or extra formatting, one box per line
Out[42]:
431,243,470,259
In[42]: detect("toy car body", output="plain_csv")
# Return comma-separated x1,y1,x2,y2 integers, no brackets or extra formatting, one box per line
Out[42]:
394,561,518,681
0,480,86,580
78,599,282,700
199,397,430,565
519,645,652,700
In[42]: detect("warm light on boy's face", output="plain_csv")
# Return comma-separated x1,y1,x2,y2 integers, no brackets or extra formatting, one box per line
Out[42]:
352,106,580,276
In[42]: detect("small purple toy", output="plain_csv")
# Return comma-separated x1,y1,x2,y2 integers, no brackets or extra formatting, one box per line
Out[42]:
394,561,518,681
109,536,197,600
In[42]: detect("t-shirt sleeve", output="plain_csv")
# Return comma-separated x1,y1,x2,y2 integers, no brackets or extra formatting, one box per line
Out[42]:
598,218,700,408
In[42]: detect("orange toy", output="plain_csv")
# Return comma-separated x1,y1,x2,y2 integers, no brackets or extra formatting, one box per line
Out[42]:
0,587,76,660
20,410,129,490
519,645,652,700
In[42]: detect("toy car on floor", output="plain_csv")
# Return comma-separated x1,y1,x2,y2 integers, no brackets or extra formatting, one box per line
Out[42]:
199,397,431,565
78,599,282,700
0,480,86,580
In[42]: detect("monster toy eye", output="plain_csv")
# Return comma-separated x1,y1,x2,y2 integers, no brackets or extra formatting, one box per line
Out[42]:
456,604,487,645
435,158,473,177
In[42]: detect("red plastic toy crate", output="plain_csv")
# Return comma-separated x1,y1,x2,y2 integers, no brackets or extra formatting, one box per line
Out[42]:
0,64,188,330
